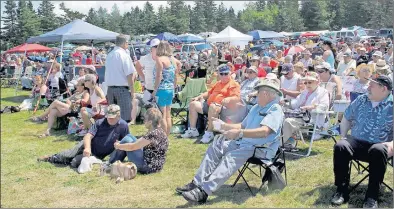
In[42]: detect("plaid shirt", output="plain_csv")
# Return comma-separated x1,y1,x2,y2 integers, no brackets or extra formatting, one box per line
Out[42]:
240,77,259,102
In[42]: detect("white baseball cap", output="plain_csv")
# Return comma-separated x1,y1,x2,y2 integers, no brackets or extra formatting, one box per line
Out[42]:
147,38,160,47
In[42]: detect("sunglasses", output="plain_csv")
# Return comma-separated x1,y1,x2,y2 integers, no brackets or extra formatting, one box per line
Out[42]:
219,72,229,76
316,69,326,73
247,71,255,74
304,81,314,85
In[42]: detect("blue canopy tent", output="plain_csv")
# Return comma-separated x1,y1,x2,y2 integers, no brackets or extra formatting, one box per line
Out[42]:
27,19,121,61
177,34,204,43
248,30,285,40
155,32,181,43
265,40,284,47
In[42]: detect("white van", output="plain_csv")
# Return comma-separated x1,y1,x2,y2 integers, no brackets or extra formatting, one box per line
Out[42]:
331,26,372,41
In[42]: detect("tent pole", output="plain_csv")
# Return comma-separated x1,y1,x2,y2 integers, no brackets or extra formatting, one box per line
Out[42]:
91,40,94,64
60,39,64,63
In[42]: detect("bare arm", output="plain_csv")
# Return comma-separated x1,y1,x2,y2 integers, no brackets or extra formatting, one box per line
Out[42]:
323,51,330,61
135,61,145,82
153,57,163,94
95,86,107,103
115,138,151,152
83,133,93,157
282,80,302,98
127,73,135,95
334,76,343,100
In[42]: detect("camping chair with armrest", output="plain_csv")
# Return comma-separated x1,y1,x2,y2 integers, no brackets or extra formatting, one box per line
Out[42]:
232,136,287,196
171,78,207,125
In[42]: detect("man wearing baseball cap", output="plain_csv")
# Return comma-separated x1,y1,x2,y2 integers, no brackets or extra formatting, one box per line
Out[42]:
239,66,260,105
181,64,240,143
332,75,393,208
280,63,302,99
37,104,130,173
132,38,160,124
337,52,356,76
177,78,284,203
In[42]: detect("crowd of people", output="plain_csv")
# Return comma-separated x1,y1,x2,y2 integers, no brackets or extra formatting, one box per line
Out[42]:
1,33,393,208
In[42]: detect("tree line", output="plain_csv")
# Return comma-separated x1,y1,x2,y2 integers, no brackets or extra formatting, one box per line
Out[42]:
1,0,393,51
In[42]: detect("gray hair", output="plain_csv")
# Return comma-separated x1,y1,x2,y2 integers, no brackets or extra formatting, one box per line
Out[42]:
84,74,97,85
284,55,293,63
115,34,129,47
258,86,280,100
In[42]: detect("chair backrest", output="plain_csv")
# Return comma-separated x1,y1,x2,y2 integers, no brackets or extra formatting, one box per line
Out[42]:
179,78,207,104
320,82,337,109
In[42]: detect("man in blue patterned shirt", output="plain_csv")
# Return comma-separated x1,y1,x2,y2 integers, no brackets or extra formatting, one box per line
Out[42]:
331,75,393,208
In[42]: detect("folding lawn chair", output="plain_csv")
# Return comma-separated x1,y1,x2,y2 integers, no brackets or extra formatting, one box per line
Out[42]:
231,138,287,196
171,78,207,125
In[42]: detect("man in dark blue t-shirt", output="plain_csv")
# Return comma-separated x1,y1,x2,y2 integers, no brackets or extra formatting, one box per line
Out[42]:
37,104,129,169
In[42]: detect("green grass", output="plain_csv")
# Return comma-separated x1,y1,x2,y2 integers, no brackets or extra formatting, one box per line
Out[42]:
1,87,393,208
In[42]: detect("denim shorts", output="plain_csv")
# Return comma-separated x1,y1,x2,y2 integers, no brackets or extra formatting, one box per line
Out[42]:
156,89,174,107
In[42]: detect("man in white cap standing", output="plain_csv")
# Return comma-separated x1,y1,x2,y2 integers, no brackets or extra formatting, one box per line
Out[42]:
368,51,383,66
105,34,135,123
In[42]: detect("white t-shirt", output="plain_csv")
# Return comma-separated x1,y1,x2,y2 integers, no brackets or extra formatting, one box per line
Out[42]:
337,59,356,76
104,46,135,86
280,74,300,99
139,53,156,90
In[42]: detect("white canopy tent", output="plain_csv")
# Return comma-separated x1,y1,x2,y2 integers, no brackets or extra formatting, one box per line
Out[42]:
206,26,253,43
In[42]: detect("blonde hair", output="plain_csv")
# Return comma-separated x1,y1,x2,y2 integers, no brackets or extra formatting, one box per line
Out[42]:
34,75,43,84
53,63,62,71
156,41,172,57
84,74,97,85
144,108,162,128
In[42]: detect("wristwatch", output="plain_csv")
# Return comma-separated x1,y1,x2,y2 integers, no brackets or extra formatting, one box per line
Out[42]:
238,129,244,139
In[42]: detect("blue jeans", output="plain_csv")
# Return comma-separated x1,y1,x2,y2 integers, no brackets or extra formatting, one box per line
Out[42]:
109,134,148,173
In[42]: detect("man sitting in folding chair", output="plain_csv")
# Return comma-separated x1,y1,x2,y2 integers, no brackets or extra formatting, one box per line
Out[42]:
282,72,330,150
331,75,393,208
181,64,240,143
176,78,284,203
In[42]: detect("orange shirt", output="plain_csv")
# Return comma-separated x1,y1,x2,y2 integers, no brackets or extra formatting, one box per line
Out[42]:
207,79,240,105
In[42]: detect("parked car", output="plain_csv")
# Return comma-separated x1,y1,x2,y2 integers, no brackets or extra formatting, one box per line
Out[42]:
330,26,372,42
175,43,212,57
107,44,150,61
379,28,393,38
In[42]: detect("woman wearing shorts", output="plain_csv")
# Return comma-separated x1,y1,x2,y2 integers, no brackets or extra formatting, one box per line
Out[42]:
152,41,182,135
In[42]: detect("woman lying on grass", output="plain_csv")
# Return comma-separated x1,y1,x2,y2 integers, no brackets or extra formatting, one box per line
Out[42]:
109,108,169,174
31,79,89,137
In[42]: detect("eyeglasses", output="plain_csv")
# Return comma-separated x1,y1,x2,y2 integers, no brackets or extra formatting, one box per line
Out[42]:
304,81,313,85
247,71,255,74
219,72,229,76
316,69,326,74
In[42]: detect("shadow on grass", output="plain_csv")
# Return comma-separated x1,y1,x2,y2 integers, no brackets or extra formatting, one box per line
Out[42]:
283,147,322,161
301,184,393,208
1,95,29,104
175,183,258,208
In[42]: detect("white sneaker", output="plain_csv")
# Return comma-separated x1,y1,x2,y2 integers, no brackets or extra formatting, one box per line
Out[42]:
181,129,199,138
200,132,214,144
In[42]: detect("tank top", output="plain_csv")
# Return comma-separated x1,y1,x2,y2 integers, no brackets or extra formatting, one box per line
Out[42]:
154,57,176,90
90,88,100,107
325,50,335,69
280,74,300,99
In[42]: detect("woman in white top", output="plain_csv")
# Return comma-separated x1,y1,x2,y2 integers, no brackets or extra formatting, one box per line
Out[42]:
47,63,63,90
315,62,343,101
282,72,330,148
80,74,106,135
279,63,303,100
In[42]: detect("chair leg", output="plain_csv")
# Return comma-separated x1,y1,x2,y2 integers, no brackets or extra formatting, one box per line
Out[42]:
381,181,394,192
350,174,369,193
232,163,249,187
282,151,288,185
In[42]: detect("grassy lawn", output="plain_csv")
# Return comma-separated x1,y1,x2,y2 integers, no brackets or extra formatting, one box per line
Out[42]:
1,87,393,208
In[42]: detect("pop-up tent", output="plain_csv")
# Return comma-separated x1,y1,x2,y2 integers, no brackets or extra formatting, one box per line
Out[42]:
5,43,52,54
27,19,122,61
248,30,285,40
27,19,120,44
177,33,204,43
206,26,253,43
155,32,180,43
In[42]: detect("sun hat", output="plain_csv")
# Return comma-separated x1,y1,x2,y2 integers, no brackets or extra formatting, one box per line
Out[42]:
247,66,258,73
372,51,383,58
294,62,304,69
254,78,283,97
251,55,260,61
106,104,121,118
301,71,319,81
375,59,391,75
315,62,335,73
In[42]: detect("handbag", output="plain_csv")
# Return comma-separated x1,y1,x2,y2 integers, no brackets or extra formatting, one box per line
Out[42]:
110,160,137,184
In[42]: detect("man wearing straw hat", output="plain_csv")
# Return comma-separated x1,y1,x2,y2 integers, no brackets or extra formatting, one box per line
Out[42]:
176,78,284,203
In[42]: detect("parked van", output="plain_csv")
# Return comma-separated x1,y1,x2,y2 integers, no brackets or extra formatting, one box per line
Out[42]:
330,26,371,42
379,28,393,38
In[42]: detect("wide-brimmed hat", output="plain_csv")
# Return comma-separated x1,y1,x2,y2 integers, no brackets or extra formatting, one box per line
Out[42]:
372,51,383,58
254,78,283,97
315,62,335,73
247,66,258,73
106,104,121,118
234,56,243,63
356,63,374,76
251,55,260,61
375,59,391,75
301,71,319,81
294,62,304,69
302,50,312,55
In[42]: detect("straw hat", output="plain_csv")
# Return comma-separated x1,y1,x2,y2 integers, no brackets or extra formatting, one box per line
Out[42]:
375,59,391,75
294,62,304,69
301,71,319,81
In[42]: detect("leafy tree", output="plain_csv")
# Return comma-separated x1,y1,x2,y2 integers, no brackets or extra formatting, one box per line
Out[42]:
27,0,34,12
96,6,109,29
276,0,304,32
300,0,324,30
142,2,157,34
327,0,344,30
58,2,86,26
17,0,41,43
216,2,228,31
167,1,190,34
37,0,58,32
107,4,122,33
1,0,19,46
190,1,207,34
202,0,217,31
86,8,100,26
